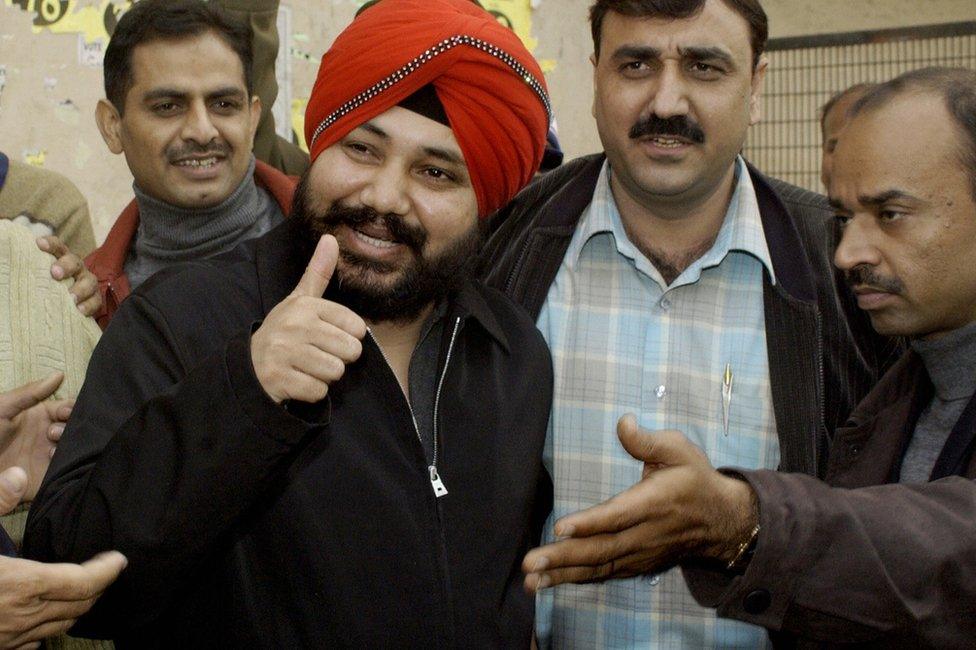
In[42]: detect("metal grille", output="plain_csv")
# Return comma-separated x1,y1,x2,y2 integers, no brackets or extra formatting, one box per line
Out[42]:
744,22,976,193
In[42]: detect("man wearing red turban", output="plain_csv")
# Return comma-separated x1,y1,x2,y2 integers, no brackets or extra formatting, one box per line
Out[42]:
25,0,555,646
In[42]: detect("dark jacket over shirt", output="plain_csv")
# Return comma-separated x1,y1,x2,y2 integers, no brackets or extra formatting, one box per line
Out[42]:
26,218,554,648
687,350,976,648
481,153,896,477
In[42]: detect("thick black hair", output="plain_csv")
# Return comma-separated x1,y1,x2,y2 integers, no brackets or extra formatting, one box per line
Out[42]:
588,0,768,70
104,0,254,114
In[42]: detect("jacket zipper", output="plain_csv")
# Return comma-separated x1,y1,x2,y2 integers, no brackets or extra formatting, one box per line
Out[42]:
367,316,461,498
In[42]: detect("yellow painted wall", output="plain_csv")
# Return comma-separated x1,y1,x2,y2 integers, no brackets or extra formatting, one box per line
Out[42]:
1,0,974,243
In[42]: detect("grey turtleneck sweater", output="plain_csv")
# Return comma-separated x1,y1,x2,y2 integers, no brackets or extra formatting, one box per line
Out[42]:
125,156,284,290
899,320,976,483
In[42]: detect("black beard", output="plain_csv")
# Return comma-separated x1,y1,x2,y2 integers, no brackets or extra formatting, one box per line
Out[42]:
291,174,483,323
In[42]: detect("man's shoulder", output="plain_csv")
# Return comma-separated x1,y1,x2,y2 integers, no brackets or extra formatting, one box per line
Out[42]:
764,175,830,213
500,153,604,218
750,168,832,227
125,240,264,328
461,280,550,353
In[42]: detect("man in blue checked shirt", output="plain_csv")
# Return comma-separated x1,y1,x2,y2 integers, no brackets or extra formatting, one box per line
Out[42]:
482,0,895,646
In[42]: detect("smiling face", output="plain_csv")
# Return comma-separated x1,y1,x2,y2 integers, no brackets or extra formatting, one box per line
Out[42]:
591,0,766,213
96,32,260,209
294,105,481,322
830,92,976,339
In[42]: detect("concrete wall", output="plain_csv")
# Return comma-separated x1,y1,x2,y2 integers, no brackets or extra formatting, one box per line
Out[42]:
1,0,974,243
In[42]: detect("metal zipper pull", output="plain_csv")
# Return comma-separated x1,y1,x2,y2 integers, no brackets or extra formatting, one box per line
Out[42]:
429,465,448,498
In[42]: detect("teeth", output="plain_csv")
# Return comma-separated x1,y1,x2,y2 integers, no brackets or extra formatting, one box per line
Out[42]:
354,230,397,249
651,137,684,148
176,157,218,168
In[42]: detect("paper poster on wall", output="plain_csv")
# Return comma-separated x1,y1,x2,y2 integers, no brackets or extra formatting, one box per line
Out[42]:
272,4,294,143
5,0,134,44
481,0,556,72
78,34,105,66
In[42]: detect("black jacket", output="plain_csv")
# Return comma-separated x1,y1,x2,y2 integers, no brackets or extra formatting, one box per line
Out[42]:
481,153,897,476
25,218,554,648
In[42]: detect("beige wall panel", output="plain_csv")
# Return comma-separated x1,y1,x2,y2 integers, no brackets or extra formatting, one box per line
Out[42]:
1,0,974,244
764,0,976,37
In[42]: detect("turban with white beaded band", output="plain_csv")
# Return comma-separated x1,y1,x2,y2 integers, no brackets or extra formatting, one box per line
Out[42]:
304,0,551,217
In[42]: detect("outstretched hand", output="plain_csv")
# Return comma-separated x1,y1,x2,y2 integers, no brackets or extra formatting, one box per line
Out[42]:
0,540,126,649
522,414,757,592
250,235,367,404
0,373,72,503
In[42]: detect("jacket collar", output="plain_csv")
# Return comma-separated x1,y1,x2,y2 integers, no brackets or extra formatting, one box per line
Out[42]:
255,219,510,352
746,162,818,304
526,154,817,304
826,351,928,485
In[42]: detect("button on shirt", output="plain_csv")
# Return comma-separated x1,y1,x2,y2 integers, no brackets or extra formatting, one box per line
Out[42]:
535,158,780,648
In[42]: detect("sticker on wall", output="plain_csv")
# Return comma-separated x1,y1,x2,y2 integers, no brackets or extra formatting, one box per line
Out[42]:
291,97,308,153
54,98,80,126
78,34,105,66
22,149,46,167
272,5,293,143
480,0,557,73
5,0,135,44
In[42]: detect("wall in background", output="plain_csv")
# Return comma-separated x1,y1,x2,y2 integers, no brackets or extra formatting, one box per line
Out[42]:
1,0,974,243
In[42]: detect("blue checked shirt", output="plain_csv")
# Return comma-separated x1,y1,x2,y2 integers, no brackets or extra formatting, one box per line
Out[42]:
535,158,779,648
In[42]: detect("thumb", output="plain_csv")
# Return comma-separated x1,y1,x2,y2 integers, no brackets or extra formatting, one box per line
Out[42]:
0,373,64,419
292,234,339,298
616,414,704,472
0,466,28,515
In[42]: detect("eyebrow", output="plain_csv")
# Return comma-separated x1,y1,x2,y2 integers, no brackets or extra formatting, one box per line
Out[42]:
356,122,466,167
358,122,389,140
610,44,735,68
828,189,922,210
422,146,465,167
142,87,246,102
611,45,662,62
679,46,735,68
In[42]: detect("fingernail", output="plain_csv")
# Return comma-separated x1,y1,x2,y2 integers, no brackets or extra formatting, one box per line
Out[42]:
50,423,65,436
537,574,552,590
73,293,80,304
52,266,64,279
533,557,549,572
555,523,575,538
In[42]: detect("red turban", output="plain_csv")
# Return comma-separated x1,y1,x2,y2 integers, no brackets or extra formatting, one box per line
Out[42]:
304,0,551,217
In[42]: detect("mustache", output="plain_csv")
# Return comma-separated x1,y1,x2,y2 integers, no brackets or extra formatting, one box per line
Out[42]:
320,204,428,253
629,115,705,143
167,141,229,161
845,264,904,294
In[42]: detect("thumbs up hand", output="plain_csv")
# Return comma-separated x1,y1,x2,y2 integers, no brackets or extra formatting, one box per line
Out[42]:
521,415,759,592
250,235,367,404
